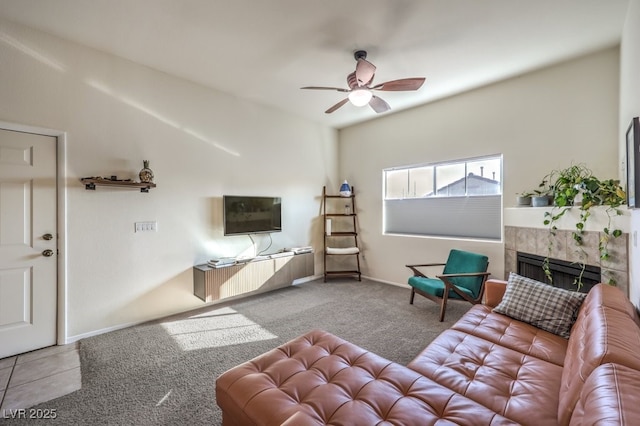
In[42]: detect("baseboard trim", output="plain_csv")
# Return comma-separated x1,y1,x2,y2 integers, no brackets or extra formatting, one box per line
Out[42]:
65,320,146,344
361,275,408,288
293,274,322,285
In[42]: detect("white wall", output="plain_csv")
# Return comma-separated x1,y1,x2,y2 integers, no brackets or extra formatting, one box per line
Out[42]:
0,18,338,340
339,48,620,286
620,0,640,308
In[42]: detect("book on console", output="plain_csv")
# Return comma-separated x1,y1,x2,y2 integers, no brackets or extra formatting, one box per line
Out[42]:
207,262,237,268
288,246,313,254
208,257,237,268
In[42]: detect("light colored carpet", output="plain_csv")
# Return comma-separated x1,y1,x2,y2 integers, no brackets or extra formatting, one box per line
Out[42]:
0,278,471,425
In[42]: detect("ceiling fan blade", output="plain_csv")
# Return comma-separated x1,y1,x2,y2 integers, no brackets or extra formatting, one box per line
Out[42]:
369,95,390,114
325,98,349,114
355,59,376,86
301,86,350,92
371,77,425,91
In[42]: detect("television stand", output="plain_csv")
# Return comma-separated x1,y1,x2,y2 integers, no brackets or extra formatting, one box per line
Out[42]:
193,252,314,302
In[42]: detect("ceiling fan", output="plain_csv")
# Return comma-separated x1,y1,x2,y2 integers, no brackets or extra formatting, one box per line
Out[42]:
301,50,425,114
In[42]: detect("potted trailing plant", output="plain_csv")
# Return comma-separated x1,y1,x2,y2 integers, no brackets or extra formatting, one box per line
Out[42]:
516,191,533,206
547,164,590,208
540,164,625,287
530,176,553,207
532,192,550,207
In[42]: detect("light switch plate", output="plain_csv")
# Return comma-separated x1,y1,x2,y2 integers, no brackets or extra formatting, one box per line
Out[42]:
135,221,157,232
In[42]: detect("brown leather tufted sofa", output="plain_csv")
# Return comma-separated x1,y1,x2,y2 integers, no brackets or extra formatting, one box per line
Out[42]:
216,280,640,425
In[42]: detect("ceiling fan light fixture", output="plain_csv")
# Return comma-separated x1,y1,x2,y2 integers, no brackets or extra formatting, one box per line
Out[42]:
348,89,372,107
301,51,425,114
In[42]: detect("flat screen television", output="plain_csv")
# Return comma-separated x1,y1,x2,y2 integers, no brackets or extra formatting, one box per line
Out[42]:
223,195,282,235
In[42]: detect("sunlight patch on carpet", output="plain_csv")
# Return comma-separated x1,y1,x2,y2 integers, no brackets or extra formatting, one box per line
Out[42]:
160,306,277,351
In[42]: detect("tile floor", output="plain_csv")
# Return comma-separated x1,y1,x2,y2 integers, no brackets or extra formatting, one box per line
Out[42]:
0,343,81,413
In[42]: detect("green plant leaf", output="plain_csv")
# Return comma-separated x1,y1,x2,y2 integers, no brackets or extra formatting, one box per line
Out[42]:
585,180,599,192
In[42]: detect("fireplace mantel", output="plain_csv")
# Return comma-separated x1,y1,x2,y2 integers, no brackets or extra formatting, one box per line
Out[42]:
505,206,631,232
504,206,631,296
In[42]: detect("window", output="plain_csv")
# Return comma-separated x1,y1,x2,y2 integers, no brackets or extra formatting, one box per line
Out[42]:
383,155,502,240
385,166,435,198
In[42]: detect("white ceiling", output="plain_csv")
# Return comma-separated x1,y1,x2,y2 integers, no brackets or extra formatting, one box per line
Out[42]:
0,0,630,129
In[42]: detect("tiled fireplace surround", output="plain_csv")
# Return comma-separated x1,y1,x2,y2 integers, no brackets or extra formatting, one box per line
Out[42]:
504,207,630,297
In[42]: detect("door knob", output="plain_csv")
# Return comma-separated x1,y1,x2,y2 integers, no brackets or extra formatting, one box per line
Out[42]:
42,249,54,257
43,233,53,240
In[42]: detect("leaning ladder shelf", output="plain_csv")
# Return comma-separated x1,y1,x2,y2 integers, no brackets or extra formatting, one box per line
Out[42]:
322,185,361,281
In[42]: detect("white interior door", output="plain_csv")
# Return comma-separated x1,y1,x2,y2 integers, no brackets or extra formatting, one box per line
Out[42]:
0,129,57,359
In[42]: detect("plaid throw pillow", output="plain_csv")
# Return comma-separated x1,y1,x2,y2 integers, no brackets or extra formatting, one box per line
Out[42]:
493,272,587,339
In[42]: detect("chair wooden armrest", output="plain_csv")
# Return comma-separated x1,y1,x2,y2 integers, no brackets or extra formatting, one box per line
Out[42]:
406,263,447,268
406,263,446,278
437,272,491,279
437,272,491,304
484,279,508,308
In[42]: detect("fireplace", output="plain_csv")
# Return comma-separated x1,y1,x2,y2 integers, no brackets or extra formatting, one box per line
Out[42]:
517,252,600,293
504,207,630,297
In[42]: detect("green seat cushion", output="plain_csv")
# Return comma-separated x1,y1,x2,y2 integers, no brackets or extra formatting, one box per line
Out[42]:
408,276,474,300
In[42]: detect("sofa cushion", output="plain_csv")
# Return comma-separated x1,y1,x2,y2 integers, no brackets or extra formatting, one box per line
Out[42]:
453,304,568,366
493,272,586,338
216,329,518,426
580,281,640,327
558,284,640,425
484,279,508,308
570,363,640,426
408,328,563,426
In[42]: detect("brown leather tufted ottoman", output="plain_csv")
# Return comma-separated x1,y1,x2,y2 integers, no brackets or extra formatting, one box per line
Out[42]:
215,329,515,426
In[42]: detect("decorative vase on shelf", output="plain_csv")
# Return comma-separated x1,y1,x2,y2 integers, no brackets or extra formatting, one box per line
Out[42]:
139,160,154,183
339,180,351,197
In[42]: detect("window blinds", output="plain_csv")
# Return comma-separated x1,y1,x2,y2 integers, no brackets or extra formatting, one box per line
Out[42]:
383,195,501,240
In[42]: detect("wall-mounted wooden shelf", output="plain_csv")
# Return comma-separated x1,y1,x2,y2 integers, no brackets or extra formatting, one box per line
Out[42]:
81,178,156,193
